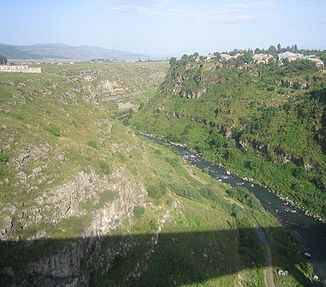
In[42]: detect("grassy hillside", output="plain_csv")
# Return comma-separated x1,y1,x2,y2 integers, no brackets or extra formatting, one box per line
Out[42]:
0,62,318,286
129,59,326,220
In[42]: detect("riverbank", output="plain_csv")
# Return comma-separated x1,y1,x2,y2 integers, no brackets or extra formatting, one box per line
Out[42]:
133,130,326,283
135,130,325,224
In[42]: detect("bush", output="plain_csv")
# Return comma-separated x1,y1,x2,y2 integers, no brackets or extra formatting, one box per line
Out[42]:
203,167,209,174
226,187,262,210
146,182,167,199
133,206,145,219
46,124,60,136
87,140,98,149
99,160,112,175
198,185,220,204
165,157,179,168
154,149,162,155
0,151,9,163
284,59,316,73
169,183,201,201
149,219,159,230
0,151,9,176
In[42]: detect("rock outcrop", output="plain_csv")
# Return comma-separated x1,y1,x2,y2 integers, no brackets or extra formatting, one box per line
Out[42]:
0,167,148,286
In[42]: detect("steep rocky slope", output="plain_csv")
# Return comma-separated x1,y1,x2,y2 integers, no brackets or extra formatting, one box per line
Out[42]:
0,62,317,287
129,59,326,220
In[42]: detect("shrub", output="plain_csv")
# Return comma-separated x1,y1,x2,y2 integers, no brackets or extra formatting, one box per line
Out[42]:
203,167,209,174
146,182,167,199
149,219,159,230
0,151,9,163
154,149,162,155
198,185,220,203
87,140,98,149
99,160,112,175
133,206,145,219
226,187,262,210
0,151,9,175
165,157,179,168
46,124,60,136
169,183,201,201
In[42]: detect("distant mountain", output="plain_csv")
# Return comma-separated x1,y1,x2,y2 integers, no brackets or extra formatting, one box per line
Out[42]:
0,43,148,60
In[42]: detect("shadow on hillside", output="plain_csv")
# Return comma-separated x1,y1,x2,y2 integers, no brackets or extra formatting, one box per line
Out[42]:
0,225,325,286
310,88,326,105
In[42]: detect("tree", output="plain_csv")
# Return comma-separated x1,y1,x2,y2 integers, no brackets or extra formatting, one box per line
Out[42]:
181,54,189,61
236,50,253,65
284,59,316,73
179,54,189,65
169,57,177,67
268,45,277,57
267,57,277,70
254,48,261,55
213,52,221,60
293,44,298,53
0,55,7,65
277,43,281,52
188,52,199,62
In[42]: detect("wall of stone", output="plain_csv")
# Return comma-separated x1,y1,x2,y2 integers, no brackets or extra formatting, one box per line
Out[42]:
0,65,41,73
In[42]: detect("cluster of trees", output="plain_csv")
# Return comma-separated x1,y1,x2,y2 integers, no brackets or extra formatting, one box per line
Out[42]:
169,53,200,67
225,44,300,58
167,45,323,79
282,58,317,73
0,55,7,65
254,44,299,57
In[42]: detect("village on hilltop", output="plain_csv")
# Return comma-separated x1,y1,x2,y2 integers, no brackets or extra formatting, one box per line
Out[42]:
195,51,324,68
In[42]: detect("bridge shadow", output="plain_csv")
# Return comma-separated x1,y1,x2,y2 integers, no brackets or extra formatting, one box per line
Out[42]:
0,225,325,286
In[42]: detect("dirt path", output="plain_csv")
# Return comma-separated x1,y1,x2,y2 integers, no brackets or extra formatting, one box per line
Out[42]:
183,164,208,185
263,240,276,287
254,223,275,287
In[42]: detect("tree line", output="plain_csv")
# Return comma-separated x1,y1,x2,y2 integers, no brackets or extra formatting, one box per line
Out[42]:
0,55,8,65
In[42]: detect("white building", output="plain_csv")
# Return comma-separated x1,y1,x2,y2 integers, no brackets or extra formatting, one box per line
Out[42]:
253,54,273,64
0,65,41,73
278,51,324,67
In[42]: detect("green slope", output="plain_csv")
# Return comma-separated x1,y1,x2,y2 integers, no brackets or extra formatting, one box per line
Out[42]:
0,62,317,287
129,59,326,220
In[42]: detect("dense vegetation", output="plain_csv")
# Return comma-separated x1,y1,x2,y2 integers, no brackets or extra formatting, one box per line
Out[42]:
0,55,7,65
129,53,326,220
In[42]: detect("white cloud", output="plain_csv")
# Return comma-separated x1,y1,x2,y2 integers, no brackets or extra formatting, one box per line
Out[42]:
103,0,280,23
153,0,168,8
221,1,277,9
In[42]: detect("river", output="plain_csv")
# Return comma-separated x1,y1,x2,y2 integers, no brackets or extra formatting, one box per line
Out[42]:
138,132,326,282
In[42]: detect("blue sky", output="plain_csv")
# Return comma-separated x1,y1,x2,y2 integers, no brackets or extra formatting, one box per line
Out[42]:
0,0,325,56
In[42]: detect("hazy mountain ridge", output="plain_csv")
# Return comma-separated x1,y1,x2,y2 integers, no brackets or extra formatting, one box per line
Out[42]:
0,43,148,60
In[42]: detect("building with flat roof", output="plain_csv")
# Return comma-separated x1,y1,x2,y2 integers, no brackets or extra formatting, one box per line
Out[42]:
0,65,41,73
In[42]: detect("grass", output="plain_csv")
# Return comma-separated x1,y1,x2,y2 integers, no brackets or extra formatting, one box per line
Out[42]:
0,61,318,287
129,60,326,219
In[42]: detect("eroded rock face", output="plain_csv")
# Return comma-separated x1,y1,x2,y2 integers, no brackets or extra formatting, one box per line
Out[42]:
98,80,126,94
179,88,207,99
42,170,112,223
84,168,147,237
277,79,309,90
0,168,147,287
10,143,51,169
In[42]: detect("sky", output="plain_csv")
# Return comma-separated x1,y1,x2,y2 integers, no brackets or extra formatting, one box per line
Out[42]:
0,0,325,56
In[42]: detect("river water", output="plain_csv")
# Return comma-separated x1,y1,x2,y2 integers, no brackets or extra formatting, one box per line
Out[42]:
138,132,326,282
